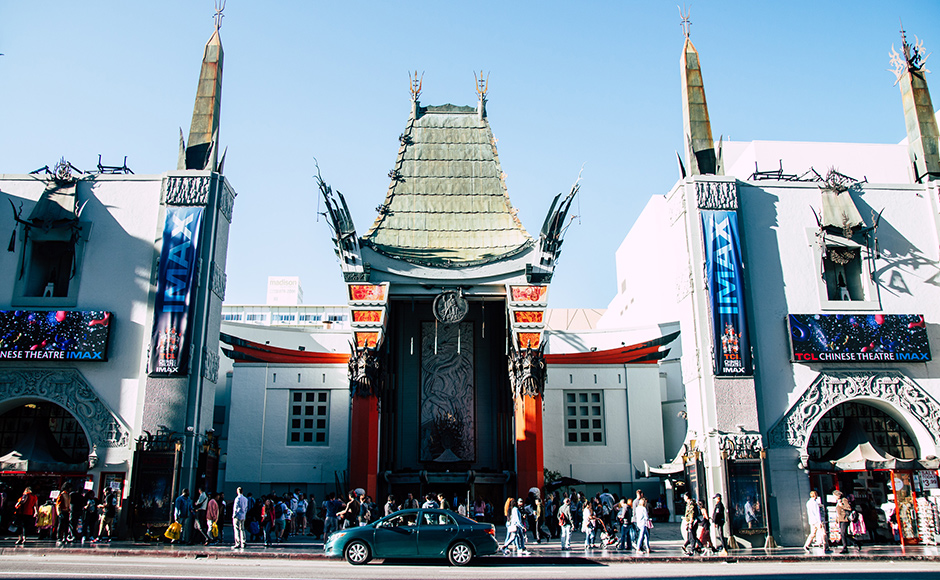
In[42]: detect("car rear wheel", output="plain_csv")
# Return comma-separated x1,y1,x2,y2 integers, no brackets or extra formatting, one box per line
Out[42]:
447,541,473,566
344,540,371,565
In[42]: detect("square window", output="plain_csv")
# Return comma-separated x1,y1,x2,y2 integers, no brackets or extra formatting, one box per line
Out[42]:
317,419,326,429
303,432,312,442
317,407,326,416
293,393,302,402
304,419,313,429
292,419,300,429
292,405,301,416
316,433,325,443
318,392,327,402
306,392,315,402
291,433,300,442
305,407,314,415
563,390,605,446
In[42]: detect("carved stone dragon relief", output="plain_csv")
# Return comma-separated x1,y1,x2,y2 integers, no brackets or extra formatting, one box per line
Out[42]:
0,369,129,448
769,371,940,451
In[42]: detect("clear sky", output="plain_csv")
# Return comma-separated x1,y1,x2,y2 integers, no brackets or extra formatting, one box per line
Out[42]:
1,1,938,309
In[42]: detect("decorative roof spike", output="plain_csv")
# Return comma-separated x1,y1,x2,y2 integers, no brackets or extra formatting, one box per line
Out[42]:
678,5,691,39
409,70,423,102
214,0,226,31
474,70,489,100
474,70,489,120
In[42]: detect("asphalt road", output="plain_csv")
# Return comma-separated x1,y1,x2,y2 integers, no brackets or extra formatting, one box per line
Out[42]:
0,555,935,580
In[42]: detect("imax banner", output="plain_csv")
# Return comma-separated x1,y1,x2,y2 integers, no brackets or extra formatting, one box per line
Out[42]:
788,314,930,362
702,210,752,376
149,206,204,376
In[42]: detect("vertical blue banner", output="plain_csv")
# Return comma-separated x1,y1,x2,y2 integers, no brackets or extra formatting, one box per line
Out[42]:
149,206,205,375
702,210,752,376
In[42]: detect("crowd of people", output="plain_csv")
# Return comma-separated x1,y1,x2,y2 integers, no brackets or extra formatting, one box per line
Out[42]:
7,483,118,546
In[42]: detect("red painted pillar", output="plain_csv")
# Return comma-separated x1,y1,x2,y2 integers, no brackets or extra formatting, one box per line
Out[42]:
515,395,544,497
349,395,379,499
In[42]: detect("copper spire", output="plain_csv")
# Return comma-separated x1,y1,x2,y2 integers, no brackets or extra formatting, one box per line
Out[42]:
679,11,721,176
181,6,224,171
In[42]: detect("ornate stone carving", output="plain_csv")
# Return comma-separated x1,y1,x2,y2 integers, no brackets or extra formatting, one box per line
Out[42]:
718,432,764,460
165,176,211,206
695,181,738,210
348,345,381,398
0,369,129,448
202,347,219,384
218,181,236,222
210,261,226,300
509,344,546,399
432,290,468,324
769,371,940,450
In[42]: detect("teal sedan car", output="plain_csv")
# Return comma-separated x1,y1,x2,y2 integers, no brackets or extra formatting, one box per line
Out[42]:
325,508,499,566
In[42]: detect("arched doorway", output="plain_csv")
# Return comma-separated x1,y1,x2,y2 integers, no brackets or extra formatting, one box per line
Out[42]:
806,400,934,546
0,401,91,536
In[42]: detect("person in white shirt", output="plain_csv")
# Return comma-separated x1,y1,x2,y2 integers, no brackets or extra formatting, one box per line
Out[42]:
803,490,828,551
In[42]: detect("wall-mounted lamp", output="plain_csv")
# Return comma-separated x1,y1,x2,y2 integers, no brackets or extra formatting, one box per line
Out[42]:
87,445,98,469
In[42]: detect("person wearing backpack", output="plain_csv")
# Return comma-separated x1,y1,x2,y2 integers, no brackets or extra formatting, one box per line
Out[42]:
836,492,862,553
557,496,573,550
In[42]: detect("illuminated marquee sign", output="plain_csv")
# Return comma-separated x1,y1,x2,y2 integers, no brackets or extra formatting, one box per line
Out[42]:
0,310,112,361
788,314,930,362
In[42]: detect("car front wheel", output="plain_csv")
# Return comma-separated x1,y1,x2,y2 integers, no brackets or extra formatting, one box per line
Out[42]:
344,540,371,565
447,541,473,566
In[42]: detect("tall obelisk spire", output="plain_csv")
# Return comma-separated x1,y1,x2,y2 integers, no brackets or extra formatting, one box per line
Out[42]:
182,1,225,171
679,7,721,176
891,24,939,182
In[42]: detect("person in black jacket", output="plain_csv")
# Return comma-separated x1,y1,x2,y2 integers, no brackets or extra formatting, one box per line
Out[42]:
711,493,728,553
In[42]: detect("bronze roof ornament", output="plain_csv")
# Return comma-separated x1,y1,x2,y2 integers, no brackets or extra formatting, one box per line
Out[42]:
890,21,931,84
409,70,423,102
474,70,489,101
214,0,226,31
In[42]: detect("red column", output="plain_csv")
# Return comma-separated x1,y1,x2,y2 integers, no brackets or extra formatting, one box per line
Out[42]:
349,395,379,499
515,395,544,496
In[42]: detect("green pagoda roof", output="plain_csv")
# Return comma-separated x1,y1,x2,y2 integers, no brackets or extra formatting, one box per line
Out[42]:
362,102,533,267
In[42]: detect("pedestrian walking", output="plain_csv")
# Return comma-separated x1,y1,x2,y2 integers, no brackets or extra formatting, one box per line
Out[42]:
633,496,651,554
616,498,633,551
54,483,72,545
711,493,728,554
13,487,38,545
803,490,828,552
836,492,862,553
173,488,194,544
557,496,573,550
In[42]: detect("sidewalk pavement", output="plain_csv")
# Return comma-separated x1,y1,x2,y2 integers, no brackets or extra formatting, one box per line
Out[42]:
2,523,938,562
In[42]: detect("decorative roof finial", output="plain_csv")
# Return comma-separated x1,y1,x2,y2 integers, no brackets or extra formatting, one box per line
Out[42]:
678,4,691,39
474,70,489,101
214,0,226,31
889,21,931,83
409,70,423,102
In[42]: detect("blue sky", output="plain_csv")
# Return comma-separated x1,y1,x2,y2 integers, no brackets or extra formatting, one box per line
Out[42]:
1,1,938,308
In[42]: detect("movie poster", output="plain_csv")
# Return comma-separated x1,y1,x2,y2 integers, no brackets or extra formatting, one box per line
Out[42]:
788,314,930,362
702,210,753,376
148,206,204,376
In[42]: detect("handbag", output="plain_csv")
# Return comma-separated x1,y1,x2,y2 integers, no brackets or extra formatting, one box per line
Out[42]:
164,521,181,541
248,520,261,535
210,522,219,539
646,520,654,529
